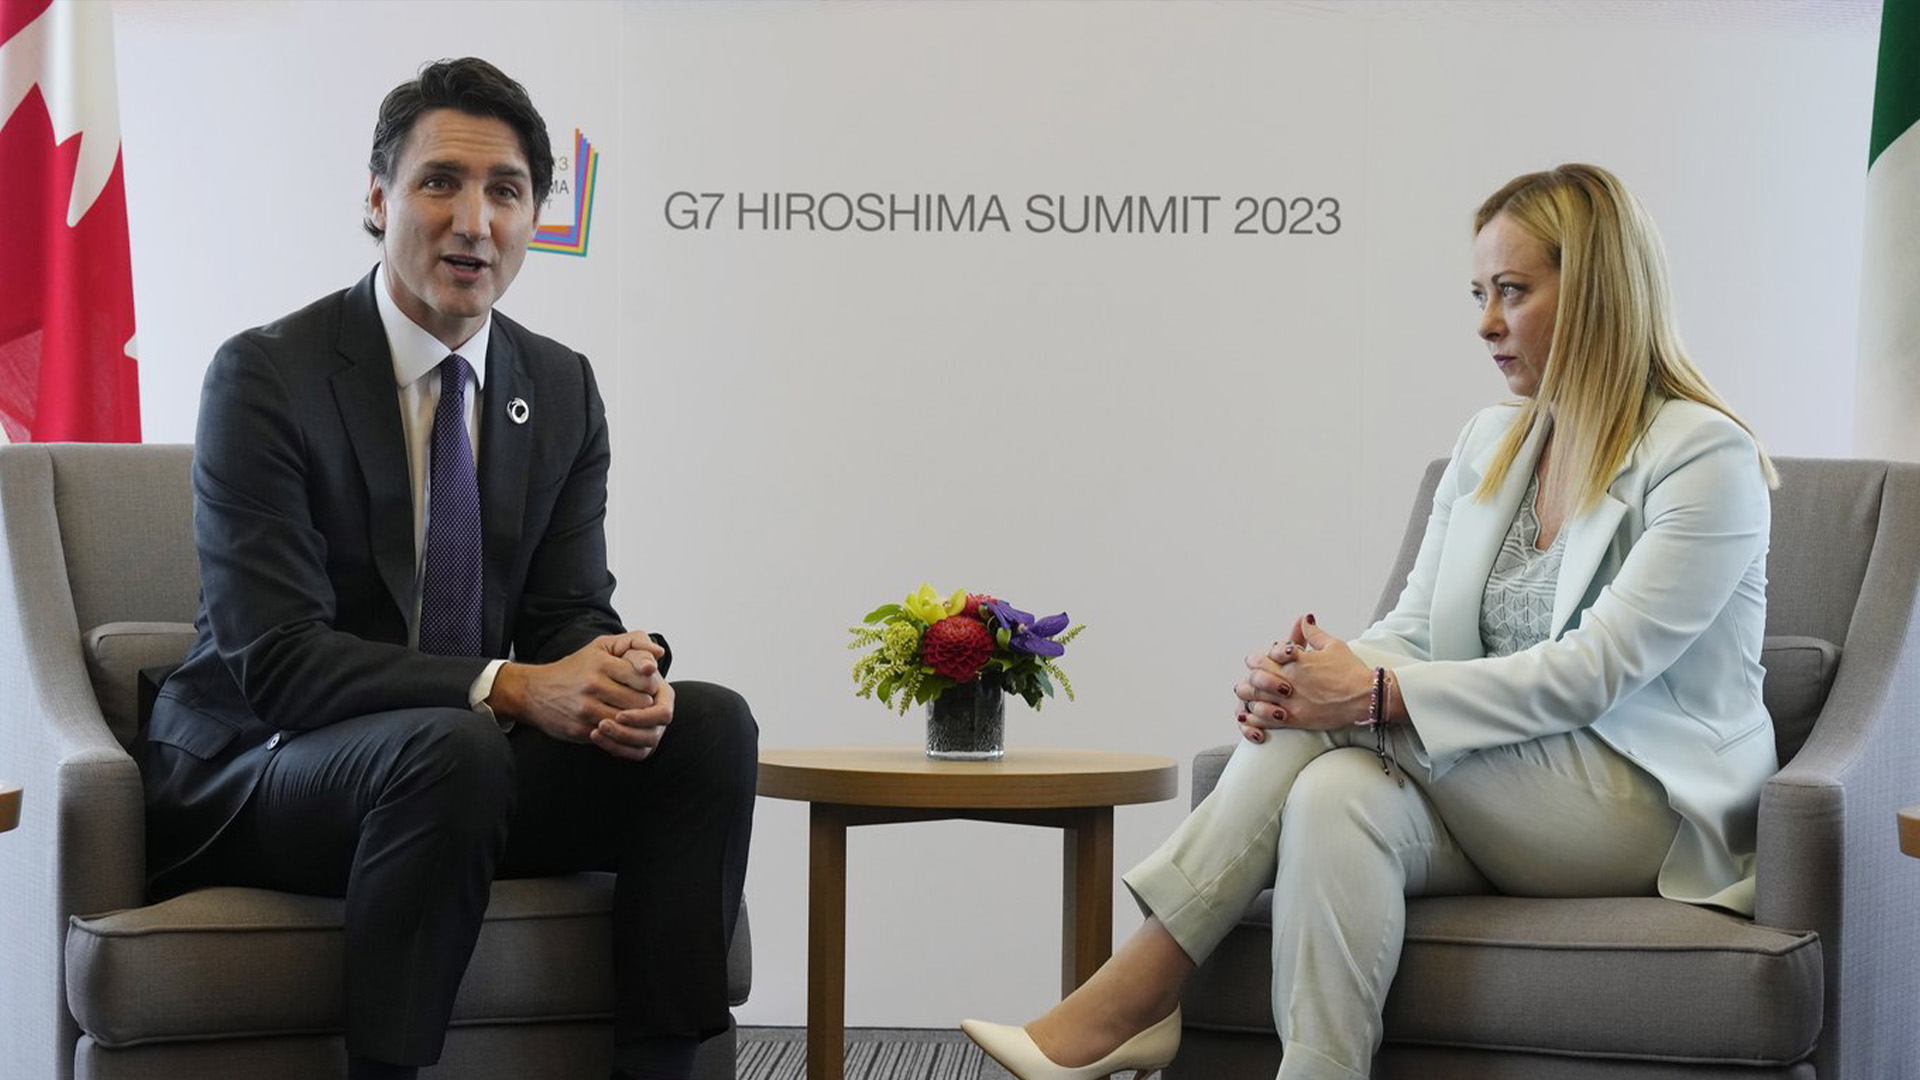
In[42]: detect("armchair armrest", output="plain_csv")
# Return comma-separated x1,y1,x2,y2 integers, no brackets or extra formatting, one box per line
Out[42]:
0,449,148,1077
1191,745,1233,810
1753,466,1920,1080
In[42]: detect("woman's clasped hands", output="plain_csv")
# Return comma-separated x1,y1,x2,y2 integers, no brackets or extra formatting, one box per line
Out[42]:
1235,614,1375,743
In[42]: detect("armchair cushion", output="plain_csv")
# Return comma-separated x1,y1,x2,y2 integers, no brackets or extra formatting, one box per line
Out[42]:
67,875,754,1048
81,621,195,749
1184,894,1821,1067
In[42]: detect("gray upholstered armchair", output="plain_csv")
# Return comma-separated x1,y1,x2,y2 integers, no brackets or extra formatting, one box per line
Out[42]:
1168,457,1920,1079
0,443,751,1080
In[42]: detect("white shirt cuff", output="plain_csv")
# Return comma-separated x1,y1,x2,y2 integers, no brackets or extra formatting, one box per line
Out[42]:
469,659,513,732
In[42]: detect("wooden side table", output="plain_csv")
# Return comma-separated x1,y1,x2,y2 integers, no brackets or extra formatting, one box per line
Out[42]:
0,784,20,833
759,746,1177,1080
1899,806,1920,858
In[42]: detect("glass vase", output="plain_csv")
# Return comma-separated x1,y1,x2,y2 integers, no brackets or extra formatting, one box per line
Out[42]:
925,679,1005,760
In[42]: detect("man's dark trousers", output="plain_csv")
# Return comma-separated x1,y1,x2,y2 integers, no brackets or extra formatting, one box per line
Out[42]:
194,681,758,1065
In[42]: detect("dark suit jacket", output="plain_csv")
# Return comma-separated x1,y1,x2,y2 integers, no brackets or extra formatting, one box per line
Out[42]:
144,269,627,896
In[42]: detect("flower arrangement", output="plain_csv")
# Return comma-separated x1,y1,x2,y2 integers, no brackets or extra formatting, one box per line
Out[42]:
849,584,1085,713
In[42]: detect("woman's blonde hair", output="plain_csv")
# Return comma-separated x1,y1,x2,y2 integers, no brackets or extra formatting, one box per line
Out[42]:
1471,164,1777,511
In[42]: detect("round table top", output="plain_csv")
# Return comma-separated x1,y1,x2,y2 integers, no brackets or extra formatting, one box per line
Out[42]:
0,784,19,834
758,746,1178,810
1900,806,1920,859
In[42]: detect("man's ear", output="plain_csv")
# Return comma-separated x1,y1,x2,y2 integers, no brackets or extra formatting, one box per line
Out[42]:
367,173,388,233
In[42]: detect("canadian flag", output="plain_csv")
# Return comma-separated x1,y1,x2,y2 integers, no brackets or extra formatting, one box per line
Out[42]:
0,0,140,443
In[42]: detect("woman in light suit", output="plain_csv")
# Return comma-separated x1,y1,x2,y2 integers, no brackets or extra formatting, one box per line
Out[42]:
963,163,1779,1080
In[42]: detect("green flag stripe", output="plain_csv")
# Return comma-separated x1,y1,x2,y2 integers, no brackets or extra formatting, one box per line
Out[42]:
1872,0,1920,168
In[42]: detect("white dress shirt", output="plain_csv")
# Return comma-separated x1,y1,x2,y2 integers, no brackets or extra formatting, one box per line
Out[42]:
372,264,508,713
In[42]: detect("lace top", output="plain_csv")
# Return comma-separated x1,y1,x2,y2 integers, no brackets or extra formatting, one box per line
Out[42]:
1480,471,1566,658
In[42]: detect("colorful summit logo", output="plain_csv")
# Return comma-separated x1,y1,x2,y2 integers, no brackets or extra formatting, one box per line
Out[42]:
530,128,599,257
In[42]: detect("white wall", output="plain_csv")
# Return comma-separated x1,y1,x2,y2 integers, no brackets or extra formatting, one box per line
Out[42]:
112,0,1880,1028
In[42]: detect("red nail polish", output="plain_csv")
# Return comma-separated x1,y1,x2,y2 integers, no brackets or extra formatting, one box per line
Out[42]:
1306,613,1317,625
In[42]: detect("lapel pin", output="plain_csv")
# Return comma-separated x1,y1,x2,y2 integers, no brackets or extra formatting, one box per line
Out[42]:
507,398,530,425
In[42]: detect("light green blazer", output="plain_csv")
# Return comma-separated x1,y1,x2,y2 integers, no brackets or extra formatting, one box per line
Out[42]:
1350,397,1775,916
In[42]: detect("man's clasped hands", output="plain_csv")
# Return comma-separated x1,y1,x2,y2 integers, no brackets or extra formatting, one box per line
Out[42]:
488,633,672,761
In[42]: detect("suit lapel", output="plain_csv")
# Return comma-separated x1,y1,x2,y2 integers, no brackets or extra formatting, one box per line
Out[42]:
1429,414,1547,660
1551,465,1633,637
478,322,532,658
331,271,416,624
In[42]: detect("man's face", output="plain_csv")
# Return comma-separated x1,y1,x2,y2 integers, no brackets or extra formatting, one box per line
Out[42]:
367,108,539,349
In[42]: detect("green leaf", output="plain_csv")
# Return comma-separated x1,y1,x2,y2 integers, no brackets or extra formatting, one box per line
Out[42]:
878,673,900,704
864,603,905,624
1035,671,1055,698
995,627,1011,649
913,674,955,705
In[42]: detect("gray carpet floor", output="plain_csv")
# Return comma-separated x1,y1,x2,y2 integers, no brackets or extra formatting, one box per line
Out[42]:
737,1028,1019,1080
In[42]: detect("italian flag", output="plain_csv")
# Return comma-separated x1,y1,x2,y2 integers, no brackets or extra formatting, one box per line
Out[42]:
1855,1,1920,459
0,0,141,443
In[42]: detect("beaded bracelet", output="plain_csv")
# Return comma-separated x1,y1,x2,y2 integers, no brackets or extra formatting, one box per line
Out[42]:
1356,666,1404,787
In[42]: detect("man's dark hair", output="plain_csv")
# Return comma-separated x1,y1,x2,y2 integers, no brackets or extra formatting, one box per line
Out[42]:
363,57,554,240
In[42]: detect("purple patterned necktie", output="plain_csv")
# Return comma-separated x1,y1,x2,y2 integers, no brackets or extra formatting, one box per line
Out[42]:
418,354,483,656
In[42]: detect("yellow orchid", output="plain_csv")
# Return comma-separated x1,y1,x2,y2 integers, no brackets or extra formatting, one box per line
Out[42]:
903,583,966,625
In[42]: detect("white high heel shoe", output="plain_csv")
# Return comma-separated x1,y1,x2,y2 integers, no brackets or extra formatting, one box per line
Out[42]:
960,1006,1182,1080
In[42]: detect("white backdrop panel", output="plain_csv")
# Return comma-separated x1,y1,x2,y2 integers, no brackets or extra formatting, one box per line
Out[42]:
113,0,1875,1029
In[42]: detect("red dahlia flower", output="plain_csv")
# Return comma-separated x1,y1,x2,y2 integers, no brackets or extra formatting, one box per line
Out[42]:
921,615,995,681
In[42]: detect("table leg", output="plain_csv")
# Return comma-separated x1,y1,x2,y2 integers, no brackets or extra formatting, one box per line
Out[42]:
808,804,849,1080
1060,805,1114,997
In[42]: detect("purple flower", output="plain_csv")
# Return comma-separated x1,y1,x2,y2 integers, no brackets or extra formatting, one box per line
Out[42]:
983,600,1070,657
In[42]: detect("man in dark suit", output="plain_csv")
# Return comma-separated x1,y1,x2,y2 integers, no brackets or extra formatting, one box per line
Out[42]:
141,58,756,1080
